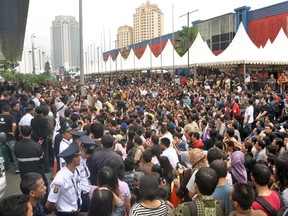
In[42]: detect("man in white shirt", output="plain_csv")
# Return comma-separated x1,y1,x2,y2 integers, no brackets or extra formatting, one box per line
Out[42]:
18,105,34,128
32,93,41,107
160,137,179,169
244,98,254,131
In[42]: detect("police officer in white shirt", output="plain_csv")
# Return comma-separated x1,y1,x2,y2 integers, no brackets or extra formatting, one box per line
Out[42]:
78,135,98,212
58,122,73,169
46,141,82,216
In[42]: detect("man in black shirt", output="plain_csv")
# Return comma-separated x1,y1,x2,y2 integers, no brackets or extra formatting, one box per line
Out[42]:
0,104,18,172
15,126,48,205
20,172,47,216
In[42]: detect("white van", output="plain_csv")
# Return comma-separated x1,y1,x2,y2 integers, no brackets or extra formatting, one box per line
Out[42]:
0,133,7,199
0,157,6,199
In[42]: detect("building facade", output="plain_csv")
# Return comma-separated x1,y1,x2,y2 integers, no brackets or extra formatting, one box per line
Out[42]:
51,15,79,71
117,25,133,49
133,0,164,43
19,47,47,74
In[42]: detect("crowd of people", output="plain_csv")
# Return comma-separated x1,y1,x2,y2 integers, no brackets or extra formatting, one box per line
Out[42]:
0,71,288,216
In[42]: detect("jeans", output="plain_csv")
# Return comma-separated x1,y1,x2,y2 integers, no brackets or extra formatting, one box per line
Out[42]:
2,140,18,171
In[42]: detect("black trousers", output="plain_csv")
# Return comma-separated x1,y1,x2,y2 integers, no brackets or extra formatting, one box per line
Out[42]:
80,192,90,212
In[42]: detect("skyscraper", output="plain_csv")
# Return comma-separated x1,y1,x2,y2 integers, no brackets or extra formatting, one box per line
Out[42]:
117,25,133,49
51,15,79,71
133,1,164,43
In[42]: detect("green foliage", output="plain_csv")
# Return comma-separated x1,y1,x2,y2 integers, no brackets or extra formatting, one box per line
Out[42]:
0,71,51,90
175,25,198,56
44,61,51,75
0,60,19,73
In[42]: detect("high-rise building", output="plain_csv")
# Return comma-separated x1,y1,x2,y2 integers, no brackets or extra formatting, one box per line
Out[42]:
51,15,79,71
133,1,164,43
117,25,133,49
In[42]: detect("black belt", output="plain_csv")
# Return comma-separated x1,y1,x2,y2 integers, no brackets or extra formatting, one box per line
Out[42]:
56,212,78,216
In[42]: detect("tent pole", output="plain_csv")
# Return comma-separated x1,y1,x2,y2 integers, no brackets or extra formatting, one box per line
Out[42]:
243,62,246,83
193,65,197,81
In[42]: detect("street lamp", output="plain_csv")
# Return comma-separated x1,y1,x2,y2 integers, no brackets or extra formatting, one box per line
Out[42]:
113,40,117,73
97,47,100,73
179,9,199,77
31,33,36,75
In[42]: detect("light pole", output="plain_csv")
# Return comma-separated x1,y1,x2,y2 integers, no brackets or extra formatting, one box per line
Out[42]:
179,9,199,77
79,0,85,95
113,40,117,73
31,33,36,75
97,47,100,73
85,52,88,74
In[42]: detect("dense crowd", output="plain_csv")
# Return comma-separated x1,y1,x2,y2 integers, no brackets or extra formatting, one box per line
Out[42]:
0,71,288,216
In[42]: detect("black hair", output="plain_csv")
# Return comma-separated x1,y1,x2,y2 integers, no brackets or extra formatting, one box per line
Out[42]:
195,167,218,195
274,137,284,148
20,172,43,195
139,174,159,201
275,152,288,191
142,150,152,163
256,140,266,150
207,147,226,164
124,157,134,172
0,194,30,216
97,166,120,197
101,135,114,148
266,145,276,155
151,135,159,145
134,137,143,146
227,128,235,137
209,159,227,178
88,188,114,216
251,164,271,186
20,126,32,137
160,137,170,148
231,183,255,210
173,133,183,139
90,122,104,139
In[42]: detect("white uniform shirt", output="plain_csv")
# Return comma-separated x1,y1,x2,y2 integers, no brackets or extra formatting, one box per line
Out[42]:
59,139,72,168
161,147,179,169
244,105,254,124
48,166,82,212
78,157,92,194
18,113,34,126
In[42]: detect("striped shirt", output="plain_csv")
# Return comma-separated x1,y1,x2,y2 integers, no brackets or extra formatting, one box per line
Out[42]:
129,200,169,216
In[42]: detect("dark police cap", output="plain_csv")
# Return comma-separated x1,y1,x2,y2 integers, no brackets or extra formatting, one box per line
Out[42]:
57,121,73,133
80,135,98,151
70,130,87,137
80,135,96,145
58,141,80,158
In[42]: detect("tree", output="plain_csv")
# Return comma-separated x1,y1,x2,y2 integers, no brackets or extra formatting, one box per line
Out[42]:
0,60,19,74
175,25,198,56
44,61,51,75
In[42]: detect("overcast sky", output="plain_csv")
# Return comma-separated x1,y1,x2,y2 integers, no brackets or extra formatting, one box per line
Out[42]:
24,0,284,56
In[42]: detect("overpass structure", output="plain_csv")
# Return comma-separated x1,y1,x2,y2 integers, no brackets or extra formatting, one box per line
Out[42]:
0,0,30,61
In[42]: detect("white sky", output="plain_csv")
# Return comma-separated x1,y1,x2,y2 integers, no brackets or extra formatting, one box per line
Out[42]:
24,0,285,56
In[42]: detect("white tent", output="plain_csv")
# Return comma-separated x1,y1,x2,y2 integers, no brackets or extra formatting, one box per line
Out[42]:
262,28,288,65
199,22,261,66
138,44,154,69
189,33,216,65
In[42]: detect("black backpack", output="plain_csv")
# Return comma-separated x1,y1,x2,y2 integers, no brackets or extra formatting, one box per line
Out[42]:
255,190,287,216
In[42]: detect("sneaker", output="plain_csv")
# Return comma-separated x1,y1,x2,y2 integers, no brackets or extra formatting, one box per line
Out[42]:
14,169,20,174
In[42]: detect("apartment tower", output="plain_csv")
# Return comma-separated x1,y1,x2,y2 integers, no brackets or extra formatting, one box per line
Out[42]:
133,1,164,43
117,25,133,49
51,15,79,71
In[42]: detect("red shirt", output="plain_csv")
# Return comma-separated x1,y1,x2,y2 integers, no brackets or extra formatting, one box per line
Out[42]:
193,140,204,148
233,103,240,116
252,191,281,216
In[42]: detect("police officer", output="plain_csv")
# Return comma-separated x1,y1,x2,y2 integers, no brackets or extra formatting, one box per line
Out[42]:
46,141,82,216
78,135,98,212
70,130,87,146
58,122,73,169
